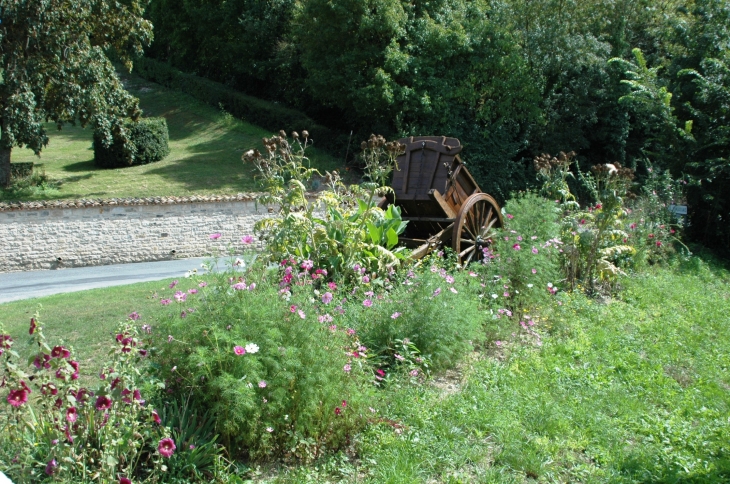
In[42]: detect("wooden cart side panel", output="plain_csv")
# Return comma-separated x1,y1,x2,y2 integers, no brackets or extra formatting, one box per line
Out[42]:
392,137,461,200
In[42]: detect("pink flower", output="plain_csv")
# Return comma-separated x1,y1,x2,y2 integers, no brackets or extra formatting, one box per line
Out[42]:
532,247,538,254
45,459,58,476
531,268,537,274
128,311,140,321
241,235,254,244
445,275,454,284
328,282,338,290
394,353,405,361
495,341,503,346
363,299,373,307
512,244,521,251
506,214,514,219
504,292,510,298
152,409,161,424
188,288,198,294
362,275,370,283
301,260,314,271
209,233,221,240
517,235,523,241
95,395,113,411
198,281,208,288
290,305,297,313
120,478,132,484
158,437,176,458
169,280,178,289
433,288,441,297
656,241,662,247
174,291,187,302
234,346,246,355
648,233,655,238
343,364,351,373
391,312,401,319
66,407,78,423
168,335,174,343
298,309,306,319
232,282,247,290
322,292,333,304
335,407,341,415
630,223,637,230
7,389,28,407
450,287,458,294
160,298,172,306
258,381,267,388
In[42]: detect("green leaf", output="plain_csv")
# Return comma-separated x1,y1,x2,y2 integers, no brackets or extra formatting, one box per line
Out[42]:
386,227,399,249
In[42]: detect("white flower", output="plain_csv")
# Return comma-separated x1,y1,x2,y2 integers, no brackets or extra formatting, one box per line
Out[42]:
527,284,534,288
234,258,245,267
245,343,259,354
491,294,498,299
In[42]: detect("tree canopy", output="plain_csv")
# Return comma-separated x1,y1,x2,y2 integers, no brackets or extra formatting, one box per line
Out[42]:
0,0,152,186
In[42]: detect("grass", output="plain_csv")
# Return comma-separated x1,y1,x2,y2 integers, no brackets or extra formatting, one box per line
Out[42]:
4,71,343,201
2,257,729,482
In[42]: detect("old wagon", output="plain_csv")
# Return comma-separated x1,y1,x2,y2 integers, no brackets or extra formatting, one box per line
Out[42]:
379,136,504,264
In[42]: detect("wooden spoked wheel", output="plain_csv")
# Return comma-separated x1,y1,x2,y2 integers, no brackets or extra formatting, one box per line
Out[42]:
452,193,503,265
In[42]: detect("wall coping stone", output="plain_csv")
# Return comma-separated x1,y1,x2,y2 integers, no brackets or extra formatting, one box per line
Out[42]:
0,192,320,212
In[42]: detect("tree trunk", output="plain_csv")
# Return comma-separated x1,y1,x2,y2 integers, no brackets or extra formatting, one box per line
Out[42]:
0,146,11,189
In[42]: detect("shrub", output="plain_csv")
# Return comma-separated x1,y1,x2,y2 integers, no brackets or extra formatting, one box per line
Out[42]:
151,263,373,461
94,117,170,168
10,162,34,180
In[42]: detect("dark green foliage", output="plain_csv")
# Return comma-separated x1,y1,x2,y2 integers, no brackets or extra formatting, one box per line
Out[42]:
93,118,170,168
141,0,730,252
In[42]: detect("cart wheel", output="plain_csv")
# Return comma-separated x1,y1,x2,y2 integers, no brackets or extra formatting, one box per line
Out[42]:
452,193,503,265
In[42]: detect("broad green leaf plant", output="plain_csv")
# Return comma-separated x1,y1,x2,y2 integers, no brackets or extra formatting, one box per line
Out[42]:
244,132,407,279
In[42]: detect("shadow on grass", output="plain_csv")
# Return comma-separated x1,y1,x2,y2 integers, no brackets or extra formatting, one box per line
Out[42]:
61,159,97,173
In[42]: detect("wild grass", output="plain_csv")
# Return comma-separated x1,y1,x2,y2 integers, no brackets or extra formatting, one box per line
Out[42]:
4,72,342,201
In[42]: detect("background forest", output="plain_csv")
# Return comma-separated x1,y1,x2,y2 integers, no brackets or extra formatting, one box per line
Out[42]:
142,0,730,253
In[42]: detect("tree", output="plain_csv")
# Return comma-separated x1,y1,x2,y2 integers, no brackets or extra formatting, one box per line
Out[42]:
0,0,153,187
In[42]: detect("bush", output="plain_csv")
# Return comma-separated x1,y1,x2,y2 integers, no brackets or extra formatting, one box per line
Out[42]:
10,162,34,180
151,264,373,461
94,117,170,168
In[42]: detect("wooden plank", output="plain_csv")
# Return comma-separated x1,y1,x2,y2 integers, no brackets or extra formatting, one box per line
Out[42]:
402,216,455,222
427,189,457,218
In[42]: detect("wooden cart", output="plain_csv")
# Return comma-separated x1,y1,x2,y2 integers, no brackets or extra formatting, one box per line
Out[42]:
379,136,504,264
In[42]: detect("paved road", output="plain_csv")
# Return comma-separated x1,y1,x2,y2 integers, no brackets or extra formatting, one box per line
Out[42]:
0,257,244,304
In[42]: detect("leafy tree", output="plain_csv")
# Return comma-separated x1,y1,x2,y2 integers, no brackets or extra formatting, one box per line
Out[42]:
0,0,152,187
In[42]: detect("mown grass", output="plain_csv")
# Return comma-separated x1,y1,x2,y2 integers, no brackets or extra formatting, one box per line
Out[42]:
5,72,342,201
2,257,729,482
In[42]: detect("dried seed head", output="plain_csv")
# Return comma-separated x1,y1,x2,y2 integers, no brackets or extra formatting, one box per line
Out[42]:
279,130,287,138
361,141,368,150
292,131,299,139
302,130,309,139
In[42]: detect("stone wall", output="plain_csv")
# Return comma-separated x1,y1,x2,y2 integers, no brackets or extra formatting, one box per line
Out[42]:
0,195,276,273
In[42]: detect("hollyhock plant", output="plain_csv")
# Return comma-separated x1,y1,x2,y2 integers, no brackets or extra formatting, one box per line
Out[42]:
95,395,113,411
7,388,28,407
158,438,176,458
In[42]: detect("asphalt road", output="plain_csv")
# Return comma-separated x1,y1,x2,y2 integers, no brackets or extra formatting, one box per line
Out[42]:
0,257,243,304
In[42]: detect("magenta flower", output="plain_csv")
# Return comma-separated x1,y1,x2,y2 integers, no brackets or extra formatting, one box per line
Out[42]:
51,345,71,359
152,409,162,424
160,298,172,306
343,364,351,373
512,243,521,251
532,247,538,254
95,395,113,411
169,280,178,289
328,282,337,290
209,233,222,240
29,317,37,335
7,389,28,407
506,214,514,219
322,292,333,304
158,437,176,458
531,268,537,274
391,312,401,319
258,381,267,388
362,275,370,283
234,346,246,355
120,478,132,484
232,282,247,290
45,459,58,476
363,299,373,307
241,235,255,244
128,311,140,321
188,288,198,294
66,407,78,423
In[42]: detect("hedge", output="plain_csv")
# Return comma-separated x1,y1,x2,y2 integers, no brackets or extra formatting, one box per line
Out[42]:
94,117,170,168
132,57,345,153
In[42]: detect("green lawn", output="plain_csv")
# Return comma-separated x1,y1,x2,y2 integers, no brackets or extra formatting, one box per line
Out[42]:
6,72,341,201
2,257,729,482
